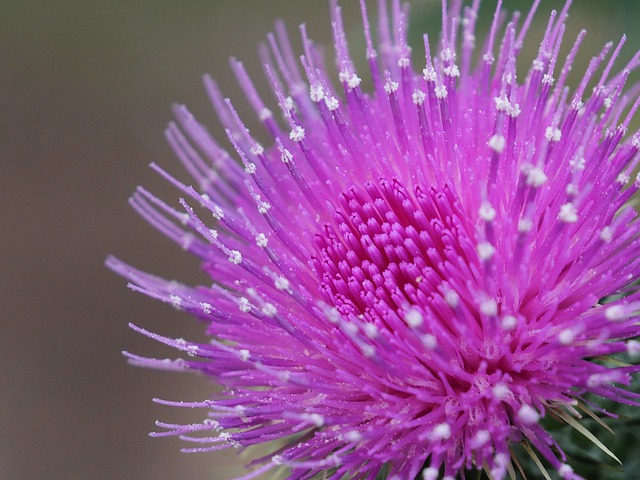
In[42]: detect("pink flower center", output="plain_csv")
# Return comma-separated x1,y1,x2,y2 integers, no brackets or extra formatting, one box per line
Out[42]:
313,178,475,320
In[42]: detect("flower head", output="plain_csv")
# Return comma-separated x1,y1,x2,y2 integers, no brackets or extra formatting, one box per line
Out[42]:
108,1,640,479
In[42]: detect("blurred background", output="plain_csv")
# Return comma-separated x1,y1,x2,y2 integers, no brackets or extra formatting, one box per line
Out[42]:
2,1,640,479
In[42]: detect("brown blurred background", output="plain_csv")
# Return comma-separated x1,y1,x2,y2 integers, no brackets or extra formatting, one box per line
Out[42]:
1,1,639,479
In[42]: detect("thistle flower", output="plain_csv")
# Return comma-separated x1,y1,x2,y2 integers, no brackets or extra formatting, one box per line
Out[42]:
108,1,640,478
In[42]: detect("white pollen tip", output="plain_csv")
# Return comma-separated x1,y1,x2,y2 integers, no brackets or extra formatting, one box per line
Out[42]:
495,453,509,466
180,233,193,251
280,147,293,163
545,126,561,142
617,172,630,185
344,430,362,442
361,344,376,357
284,96,294,112
492,383,510,400
422,66,437,82
431,422,451,441
412,89,426,105
569,156,586,171
444,290,459,308
326,308,340,324
477,242,496,261
542,74,555,85
480,298,498,316
261,303,277,317
199,302,212,314
565,184,578,196
525,166,548,187
249,143,264,156
441,48,456,62
325,96,339,110
472,429,490,447
347,74,361,89
435,85,448,99
239,349,250,361
258,108,272,120
571,99,584,111
587,374,603,388
255,233,268,248
494,95,508,111
363,323,378,339
422,467,439,480
605,305,626,321
444,65,460,77
257,201,271,214
599,226,613,242
421,334,437,350
508,103,521,118
411,89,426,105
384,80,399,94
405,309,424,328
342,322,358,336
558,203,578,223
169,295,182,309
238,297,251,313
228,250,242,264
177,213,189,225
212,206,225,219
518,404,540,424
558,464,574,479
518,218,533,233
488,134,506,153
289,126,305,142
309,84,324,102
558,328,576,345
306,413,325,427
501,315,518,331
275,276,290,291
626,339,640,357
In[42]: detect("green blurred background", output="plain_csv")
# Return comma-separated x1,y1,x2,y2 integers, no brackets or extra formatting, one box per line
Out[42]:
1,1,640,479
